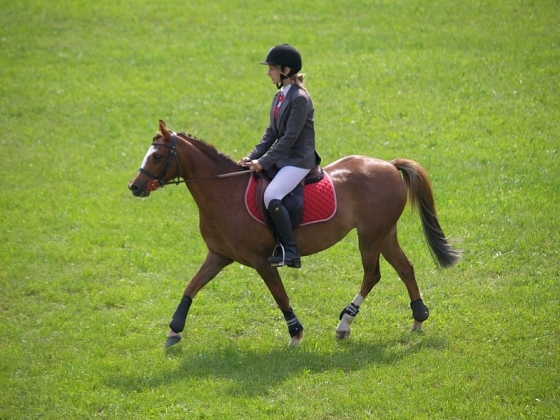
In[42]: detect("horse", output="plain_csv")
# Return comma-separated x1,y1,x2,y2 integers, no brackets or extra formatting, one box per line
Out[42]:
128,120,460,347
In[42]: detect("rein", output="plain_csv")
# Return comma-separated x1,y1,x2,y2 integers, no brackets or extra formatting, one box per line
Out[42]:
182,170,251,183
138,132,250,191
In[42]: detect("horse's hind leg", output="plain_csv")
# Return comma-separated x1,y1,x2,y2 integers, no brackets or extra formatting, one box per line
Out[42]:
381,227,429,332
335,236,383,340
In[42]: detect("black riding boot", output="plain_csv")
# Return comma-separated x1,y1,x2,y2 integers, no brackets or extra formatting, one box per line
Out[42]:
267,199,301,268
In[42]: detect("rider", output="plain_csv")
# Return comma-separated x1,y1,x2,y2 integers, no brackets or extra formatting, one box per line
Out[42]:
237,44,320,268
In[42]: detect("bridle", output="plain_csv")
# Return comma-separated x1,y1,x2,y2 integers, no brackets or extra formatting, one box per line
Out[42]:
138,132,250,191
138,132,183,191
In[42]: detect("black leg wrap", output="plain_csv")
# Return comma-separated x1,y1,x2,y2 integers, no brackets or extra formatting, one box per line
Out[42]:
283,309,304,338
411,299,429,322
339,302,360,320
169,296,192,333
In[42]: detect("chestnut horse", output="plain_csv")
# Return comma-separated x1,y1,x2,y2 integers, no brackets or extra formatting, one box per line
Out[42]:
128,120,460,347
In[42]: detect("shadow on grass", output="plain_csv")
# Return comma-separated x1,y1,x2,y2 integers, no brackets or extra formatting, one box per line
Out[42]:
106,334,447,396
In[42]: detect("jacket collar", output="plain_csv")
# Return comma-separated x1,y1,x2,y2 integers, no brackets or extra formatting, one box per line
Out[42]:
274,84,297,124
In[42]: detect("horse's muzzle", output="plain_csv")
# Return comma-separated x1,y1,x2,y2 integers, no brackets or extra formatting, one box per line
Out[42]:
128,180,150,197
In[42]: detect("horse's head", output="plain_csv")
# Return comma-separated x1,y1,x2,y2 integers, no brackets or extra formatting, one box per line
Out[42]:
128,120,182,197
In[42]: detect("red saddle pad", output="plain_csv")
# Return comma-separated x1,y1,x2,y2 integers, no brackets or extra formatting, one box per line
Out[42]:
245,172,337,226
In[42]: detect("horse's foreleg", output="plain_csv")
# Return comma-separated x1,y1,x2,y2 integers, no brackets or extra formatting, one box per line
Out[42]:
381,229,429,332
336,239,382,340
255,264,304,347
166,251,232,347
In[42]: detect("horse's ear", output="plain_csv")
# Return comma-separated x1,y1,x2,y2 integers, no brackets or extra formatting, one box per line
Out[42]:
158,119,171,140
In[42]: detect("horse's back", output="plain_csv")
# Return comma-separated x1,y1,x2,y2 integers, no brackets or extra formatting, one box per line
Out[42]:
327,154,395,168
324,155,408,228
325,155,406,196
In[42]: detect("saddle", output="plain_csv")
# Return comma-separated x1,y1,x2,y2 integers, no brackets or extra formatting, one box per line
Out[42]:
245,165,337,228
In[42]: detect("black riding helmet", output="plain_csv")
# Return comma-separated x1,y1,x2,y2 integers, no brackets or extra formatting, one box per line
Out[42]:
261,44,302,87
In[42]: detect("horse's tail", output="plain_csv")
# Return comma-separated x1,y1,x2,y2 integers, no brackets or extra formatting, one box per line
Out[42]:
391,158,461,268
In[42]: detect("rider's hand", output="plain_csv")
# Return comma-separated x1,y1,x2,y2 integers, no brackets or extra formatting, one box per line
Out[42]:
248,160,263,173
237,157,251,167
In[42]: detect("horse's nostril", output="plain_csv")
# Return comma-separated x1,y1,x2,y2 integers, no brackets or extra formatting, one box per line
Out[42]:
128,182,138,191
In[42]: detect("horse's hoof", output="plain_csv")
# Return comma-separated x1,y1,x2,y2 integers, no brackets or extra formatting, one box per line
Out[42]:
335,330,351,340
410,320,424,333
165,332,182,347
289,331,303,347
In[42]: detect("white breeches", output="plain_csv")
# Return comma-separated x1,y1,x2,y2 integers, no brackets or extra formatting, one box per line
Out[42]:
264,166,311,209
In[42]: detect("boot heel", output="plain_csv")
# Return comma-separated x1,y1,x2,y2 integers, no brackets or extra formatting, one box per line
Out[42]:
287,258,301,268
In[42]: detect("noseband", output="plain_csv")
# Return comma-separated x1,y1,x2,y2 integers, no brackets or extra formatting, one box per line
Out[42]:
138,132,183,191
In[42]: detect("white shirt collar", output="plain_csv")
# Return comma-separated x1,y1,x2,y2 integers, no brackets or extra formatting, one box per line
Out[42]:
281,84,292,96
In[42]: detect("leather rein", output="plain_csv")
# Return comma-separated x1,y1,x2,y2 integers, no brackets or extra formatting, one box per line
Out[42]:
138,132,250,191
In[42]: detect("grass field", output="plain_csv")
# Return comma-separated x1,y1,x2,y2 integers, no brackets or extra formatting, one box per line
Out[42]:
1,0,558,418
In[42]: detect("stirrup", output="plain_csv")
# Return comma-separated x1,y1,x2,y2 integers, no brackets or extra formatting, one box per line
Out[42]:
268,243,301,268
268,243,286,267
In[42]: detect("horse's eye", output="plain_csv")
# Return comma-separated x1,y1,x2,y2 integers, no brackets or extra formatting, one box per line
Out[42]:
154,154,163,161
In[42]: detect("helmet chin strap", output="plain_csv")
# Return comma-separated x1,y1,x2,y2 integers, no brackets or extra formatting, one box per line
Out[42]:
277,66,290,89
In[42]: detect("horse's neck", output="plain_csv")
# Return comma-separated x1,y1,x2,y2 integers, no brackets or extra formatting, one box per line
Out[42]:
178,137,243,207
178,136,234,178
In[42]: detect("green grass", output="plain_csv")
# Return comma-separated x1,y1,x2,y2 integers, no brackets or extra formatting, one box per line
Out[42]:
1,0,558,418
